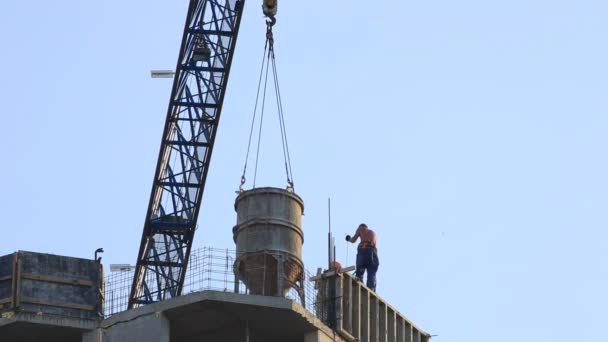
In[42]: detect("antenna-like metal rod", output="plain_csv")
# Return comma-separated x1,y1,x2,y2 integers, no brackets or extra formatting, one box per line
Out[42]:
328,198,332,233
328,198,332,269
333,244,336,265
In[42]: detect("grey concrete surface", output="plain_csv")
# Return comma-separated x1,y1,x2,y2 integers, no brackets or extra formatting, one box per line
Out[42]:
0,311,98,342
305,330,344,342
2,281,433,342
94,290,342,342
315,271,430,342
83,313,169,342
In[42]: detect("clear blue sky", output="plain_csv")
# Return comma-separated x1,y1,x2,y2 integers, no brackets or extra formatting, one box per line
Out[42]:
1,1,607,341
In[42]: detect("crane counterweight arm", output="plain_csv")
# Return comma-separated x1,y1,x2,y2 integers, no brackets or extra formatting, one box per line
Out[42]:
128,0,246,308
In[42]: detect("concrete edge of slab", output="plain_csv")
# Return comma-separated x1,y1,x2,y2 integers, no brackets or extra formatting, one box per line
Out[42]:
0,310,99,330
101,290,339,338
102,291,294,328
1,291,344,341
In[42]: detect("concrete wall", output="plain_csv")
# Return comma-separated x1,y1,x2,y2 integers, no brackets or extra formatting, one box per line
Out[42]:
305,330,346,342
318,272,431,342
83,312,169,342
83,311,343,342
81,291,350,342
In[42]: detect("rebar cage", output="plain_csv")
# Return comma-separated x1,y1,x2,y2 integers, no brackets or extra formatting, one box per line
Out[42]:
106,247,324,318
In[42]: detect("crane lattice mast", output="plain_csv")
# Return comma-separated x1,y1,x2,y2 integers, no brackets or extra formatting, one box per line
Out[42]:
129,0,246,308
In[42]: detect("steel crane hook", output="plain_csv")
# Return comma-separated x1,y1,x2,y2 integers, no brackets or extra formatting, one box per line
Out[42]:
266,16,276,26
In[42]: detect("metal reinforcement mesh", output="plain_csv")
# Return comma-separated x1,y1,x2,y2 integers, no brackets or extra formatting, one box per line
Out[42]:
104,247,325,319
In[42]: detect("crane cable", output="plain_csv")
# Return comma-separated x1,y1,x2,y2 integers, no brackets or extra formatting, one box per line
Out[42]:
240,19,294,191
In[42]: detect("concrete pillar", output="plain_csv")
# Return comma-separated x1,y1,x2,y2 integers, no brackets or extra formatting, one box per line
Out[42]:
396,316,405,342
360,290,369,342
304,331,319,342
370,296,379,342
83,312,169,342
83,329,103,342
352,281,361,339
379,302,387,342
305,330,339,342
404,321,413,342
413,327,420,342
387,308,396,342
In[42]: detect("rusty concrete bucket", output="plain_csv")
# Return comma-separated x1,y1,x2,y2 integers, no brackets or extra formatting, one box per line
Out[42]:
233,187,304,297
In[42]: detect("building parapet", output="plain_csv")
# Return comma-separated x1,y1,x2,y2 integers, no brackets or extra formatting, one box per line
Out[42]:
312,268,431,342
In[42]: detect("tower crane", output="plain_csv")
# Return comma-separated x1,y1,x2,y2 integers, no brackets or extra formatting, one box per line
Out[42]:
128,0,277,308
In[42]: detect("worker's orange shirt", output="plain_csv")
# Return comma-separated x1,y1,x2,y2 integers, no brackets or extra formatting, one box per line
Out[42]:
351,227,377,248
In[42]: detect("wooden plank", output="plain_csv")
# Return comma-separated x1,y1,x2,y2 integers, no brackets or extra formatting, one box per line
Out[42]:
0,275,12,282
309,266,356,281
20,296,95,311
20,273,94,287
14,254,21,308
10,253,16,309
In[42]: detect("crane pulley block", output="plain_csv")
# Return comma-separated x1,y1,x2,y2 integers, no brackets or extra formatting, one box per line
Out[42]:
263,0,277,18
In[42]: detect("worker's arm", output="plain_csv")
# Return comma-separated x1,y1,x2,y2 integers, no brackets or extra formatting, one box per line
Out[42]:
345,228,361,243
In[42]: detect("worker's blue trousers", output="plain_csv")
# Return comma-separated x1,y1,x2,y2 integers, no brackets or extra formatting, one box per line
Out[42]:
355,248,379,291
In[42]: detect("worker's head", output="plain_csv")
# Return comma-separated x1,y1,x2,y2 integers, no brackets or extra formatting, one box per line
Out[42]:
358,223,368,230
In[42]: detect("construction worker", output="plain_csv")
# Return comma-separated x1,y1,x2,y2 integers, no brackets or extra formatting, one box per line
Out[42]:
346,223,379,291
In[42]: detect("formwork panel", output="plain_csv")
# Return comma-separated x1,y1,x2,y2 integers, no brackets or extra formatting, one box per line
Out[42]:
0,251,103,319
0,254,14,309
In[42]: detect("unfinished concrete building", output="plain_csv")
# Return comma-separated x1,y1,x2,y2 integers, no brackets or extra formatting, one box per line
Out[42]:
1,0,432,340
0,250,429,342
1,188,430,341
0,188,429,342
